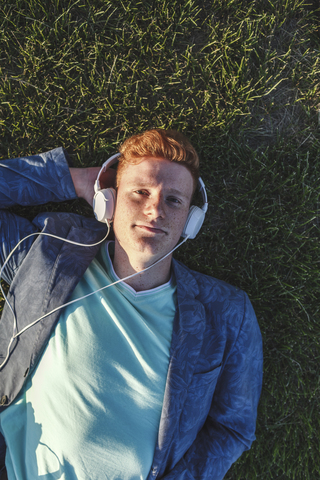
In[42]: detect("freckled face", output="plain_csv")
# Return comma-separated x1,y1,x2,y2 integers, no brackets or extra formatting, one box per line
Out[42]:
112,157,194,264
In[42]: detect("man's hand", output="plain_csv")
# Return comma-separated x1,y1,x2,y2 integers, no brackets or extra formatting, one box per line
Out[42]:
70,167,117,206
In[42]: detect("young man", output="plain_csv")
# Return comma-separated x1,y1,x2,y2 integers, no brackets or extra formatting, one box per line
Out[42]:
0,129,263,480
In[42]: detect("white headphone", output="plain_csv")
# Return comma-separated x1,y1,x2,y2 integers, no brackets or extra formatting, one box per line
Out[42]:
93,153,208,239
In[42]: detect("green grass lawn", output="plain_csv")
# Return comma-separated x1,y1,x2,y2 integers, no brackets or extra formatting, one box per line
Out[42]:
1,0,319,478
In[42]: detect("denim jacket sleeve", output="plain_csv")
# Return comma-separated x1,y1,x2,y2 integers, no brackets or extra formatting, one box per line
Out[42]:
159,293,263,480
0,147,77,284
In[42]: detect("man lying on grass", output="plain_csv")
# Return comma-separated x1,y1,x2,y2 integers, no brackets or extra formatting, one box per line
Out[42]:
0,129,263,480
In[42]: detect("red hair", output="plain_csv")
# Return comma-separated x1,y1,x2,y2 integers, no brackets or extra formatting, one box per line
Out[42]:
116,129,199,190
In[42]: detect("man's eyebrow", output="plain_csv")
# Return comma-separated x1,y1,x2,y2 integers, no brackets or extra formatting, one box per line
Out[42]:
166,188,190,200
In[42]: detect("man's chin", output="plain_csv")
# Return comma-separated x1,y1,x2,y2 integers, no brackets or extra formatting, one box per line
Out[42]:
135,237,179,262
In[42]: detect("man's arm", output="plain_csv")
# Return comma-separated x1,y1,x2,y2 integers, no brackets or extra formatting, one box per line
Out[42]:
0,148,77,208
0,148,79,284
0,147,116,283
159,294,263,480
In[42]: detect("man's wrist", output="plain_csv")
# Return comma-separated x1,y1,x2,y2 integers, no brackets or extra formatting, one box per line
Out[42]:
69,167,102,206
69,165,116,207
69,168,86,199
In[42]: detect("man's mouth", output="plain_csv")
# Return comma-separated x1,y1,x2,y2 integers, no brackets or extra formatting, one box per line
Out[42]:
135,224,166,234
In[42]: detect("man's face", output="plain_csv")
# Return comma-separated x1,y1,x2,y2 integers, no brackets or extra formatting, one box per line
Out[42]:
113,157,194,265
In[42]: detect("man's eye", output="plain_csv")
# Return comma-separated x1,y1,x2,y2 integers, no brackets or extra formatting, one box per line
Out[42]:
167,197,181,204
135,190,149,196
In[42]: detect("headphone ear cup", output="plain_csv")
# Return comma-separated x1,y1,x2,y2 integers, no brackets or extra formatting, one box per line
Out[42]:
93,188,116,223
182,205,205,239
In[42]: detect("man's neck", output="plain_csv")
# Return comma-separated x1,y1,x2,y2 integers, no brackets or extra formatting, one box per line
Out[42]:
112,243,172,292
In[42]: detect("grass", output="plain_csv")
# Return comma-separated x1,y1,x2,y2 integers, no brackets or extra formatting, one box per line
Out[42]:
1,0,320,478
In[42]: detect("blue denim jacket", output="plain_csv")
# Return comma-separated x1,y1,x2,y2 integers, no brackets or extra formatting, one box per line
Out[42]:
0,149,263,479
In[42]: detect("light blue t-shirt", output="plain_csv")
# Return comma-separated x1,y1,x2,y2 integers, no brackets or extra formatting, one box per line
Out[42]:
0,242,176,480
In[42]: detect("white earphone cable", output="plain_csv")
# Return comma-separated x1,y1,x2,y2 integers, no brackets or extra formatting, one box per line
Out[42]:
0,222,111,370
0,223,111,328
0,226,189,370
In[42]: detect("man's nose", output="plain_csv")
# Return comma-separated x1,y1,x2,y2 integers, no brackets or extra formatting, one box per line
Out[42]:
145,195,165,218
